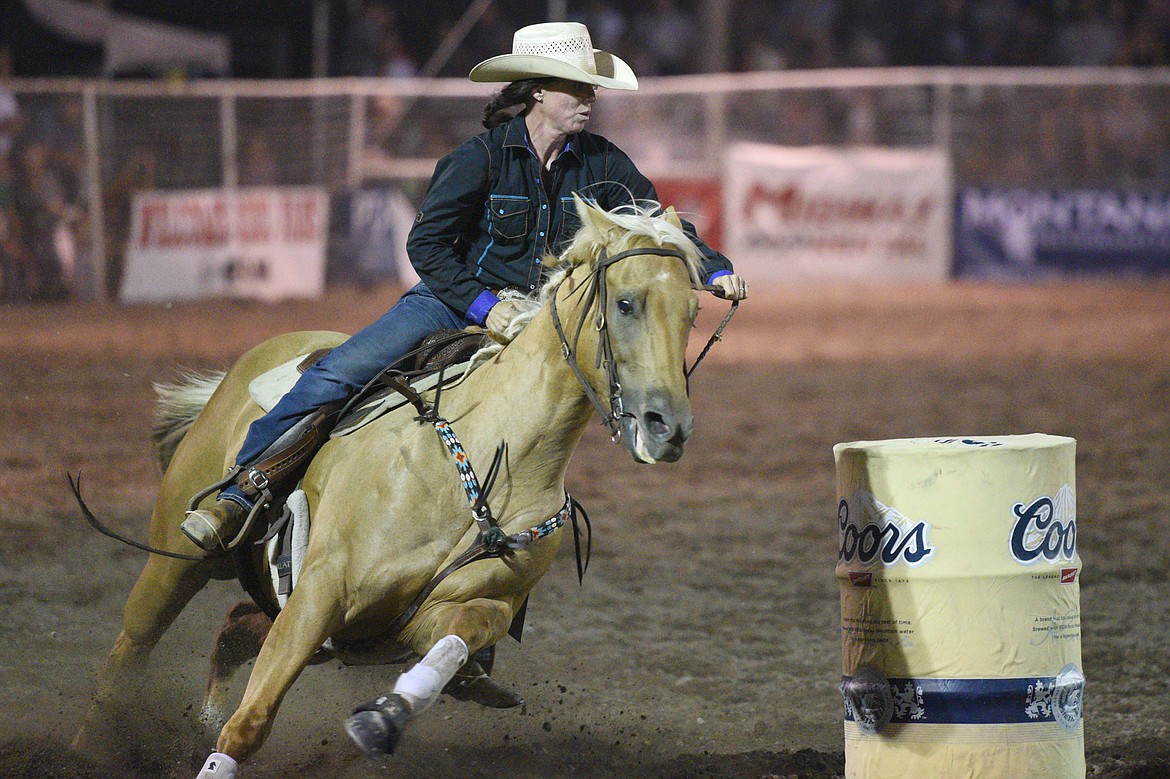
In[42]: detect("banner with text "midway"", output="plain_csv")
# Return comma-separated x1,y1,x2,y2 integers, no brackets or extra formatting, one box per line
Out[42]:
120,187,328,303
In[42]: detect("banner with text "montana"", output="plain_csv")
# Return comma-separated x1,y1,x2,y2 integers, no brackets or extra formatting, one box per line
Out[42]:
955,188,1170,279
120,187,328,303
723,144,952,282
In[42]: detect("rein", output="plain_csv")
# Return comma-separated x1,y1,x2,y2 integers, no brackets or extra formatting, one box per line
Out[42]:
549,245,738,442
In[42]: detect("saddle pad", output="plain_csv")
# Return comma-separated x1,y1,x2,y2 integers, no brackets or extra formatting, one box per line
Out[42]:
267,488,310,609
247,353,477,439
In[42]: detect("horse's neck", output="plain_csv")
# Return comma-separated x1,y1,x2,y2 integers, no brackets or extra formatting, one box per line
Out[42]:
452,269,603,493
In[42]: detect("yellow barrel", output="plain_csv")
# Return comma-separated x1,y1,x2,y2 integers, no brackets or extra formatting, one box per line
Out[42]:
834,434,1084,779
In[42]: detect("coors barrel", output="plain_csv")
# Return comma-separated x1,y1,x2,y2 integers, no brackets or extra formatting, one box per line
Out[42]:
834,434,1084,778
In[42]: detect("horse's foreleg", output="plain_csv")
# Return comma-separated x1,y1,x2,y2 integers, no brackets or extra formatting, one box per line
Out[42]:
211,572,342,764
200,601,273,732
73,554,213,754
345,597,513,757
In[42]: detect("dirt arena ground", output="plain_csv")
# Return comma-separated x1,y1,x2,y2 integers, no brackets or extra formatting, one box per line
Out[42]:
1,281,1168,778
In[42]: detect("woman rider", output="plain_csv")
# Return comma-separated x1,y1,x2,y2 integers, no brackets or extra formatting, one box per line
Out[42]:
180,21,749,551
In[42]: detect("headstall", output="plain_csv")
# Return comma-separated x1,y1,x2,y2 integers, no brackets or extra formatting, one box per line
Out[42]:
548,245,739,443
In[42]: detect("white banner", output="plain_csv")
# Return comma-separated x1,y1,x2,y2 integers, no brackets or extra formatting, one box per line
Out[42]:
120,187,329,303
724,144,953,282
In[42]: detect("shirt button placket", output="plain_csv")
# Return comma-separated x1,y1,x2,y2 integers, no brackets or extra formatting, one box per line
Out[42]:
532,181,549,290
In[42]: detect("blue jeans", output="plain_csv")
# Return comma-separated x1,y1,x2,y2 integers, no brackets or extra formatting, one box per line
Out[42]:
222,282,466,506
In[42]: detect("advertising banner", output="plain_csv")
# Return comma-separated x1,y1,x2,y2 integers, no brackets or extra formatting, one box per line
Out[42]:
120,187,329,303
654,178,723,251
955,188,1170,279
723,144,952,282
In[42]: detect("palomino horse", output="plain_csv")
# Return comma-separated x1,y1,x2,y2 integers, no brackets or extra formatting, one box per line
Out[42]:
74,198,715,777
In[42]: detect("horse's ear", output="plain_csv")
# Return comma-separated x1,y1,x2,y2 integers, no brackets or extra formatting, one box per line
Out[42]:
663,205,683,230
573,194,610,236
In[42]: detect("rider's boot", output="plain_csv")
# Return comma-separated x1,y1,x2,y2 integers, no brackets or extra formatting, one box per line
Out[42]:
181,490,253,552
181,404,341,552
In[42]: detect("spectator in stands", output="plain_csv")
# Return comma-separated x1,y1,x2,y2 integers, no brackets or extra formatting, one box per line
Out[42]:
1036,89,1093,185
103,145,157,299
775,0,838,69
0,48,19,162
376,30,418,78
570,0,627,50
0,150,27,300
998,3,1054,65
1053,0,1125,65
11,139,73,299
339,0,396,76
742,30,788,71
22,96,85,205
631,0,699,75
1096,87,1159,185
968,0,1023,65
831,0,897,66
1117,2,1169,65
240,131,278,186
180,20,747,568
935,0,981,65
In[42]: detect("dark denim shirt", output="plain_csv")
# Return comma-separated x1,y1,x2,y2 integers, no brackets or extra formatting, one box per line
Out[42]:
406,113,732,324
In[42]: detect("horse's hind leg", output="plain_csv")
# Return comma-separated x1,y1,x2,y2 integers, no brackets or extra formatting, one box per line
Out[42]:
73,553,215,754
200,602,273,732
209,569,344,765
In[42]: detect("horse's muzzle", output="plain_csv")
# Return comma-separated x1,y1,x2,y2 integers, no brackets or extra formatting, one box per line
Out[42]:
621,390,693,464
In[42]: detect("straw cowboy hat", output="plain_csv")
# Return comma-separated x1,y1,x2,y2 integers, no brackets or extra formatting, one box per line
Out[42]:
469,22,638,90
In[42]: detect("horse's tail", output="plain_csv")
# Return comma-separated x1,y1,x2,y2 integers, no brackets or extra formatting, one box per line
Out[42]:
151,369,226,472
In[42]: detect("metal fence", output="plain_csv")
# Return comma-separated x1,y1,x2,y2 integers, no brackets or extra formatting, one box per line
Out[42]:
4,68,1169,300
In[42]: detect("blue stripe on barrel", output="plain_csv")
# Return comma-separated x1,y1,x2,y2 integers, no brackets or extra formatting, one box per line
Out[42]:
842,667,1084,729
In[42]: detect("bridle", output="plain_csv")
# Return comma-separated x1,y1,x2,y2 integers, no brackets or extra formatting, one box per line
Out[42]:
548,245,738,443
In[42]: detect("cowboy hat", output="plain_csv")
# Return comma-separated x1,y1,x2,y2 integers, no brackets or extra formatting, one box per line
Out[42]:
469,22,638,91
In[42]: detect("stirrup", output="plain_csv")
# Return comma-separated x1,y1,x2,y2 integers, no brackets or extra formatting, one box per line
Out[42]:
186,465,245,514
185,465,273,553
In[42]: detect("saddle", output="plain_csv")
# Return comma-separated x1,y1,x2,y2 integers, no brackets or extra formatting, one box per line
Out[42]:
233,328,493,621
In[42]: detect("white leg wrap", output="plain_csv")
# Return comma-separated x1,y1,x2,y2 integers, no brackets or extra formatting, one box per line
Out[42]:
392,635,468,715
196,751,238,779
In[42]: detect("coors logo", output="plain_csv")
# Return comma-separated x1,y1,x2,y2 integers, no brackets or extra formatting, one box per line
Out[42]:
839,491,935,567
1010,484,1077,564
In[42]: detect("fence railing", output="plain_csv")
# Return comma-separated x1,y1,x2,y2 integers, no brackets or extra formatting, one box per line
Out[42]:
4,68,1169,300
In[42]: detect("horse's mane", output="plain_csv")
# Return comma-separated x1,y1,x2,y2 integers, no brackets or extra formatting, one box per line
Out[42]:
554,197,705,285
468,198,705,365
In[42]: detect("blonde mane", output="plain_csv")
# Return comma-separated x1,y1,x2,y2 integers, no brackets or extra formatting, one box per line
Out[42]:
550,197,705,287
469,198,705,365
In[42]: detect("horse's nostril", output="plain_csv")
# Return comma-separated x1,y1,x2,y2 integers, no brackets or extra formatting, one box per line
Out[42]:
646,413,672,439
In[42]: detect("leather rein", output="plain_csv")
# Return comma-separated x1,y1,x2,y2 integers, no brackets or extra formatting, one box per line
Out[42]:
548,245,739,442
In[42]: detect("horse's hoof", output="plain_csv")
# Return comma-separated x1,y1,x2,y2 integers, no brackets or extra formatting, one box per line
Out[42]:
345,693,410,756
443,670,525,709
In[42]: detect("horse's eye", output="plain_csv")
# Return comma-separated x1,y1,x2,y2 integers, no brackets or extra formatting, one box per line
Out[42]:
616,299,634,315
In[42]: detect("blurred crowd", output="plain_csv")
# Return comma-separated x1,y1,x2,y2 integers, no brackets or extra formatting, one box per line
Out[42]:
0,51,86,302
337,0,1170,79
2,0,1169,302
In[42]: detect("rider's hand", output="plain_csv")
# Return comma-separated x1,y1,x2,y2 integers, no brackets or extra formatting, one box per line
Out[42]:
711,274,748,301
485,299,525,334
